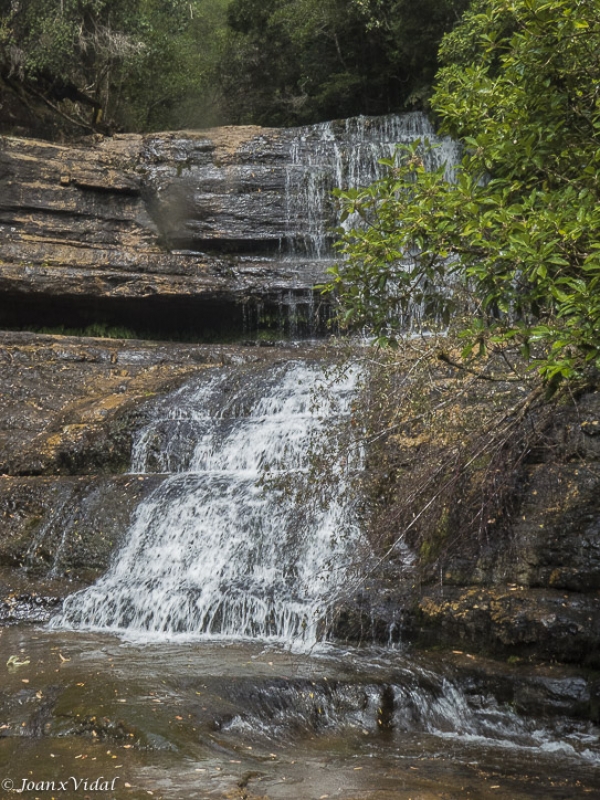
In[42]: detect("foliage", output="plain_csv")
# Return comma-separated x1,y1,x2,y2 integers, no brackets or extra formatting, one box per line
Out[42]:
0,0,229,134
328,0,600,383
218,0,469,126
0,0,469,133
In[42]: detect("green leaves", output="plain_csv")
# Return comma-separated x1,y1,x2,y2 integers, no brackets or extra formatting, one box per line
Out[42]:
328,0,600,384
0,0,230,132
218,0,470,125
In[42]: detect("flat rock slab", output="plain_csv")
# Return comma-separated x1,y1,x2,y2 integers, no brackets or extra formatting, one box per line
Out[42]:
0,331,239,475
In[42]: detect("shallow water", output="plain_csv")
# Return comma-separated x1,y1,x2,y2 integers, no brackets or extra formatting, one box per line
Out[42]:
1,627,599,800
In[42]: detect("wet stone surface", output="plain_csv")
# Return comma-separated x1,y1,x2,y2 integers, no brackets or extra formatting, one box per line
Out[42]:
0,628,599,800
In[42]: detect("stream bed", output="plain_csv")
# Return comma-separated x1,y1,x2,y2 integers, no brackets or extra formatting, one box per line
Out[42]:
1,626,599,800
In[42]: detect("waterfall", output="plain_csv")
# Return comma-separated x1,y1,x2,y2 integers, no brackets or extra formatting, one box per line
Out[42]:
54,360,363,647
285,112,460,259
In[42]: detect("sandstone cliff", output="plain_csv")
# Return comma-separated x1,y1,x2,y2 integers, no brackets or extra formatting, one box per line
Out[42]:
0,126,324,338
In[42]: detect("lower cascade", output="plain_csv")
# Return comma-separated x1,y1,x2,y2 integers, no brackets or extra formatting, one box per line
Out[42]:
54,360,363,645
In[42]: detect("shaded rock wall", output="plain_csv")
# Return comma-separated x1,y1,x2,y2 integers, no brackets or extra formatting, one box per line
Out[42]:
414,392,600,666
0,127,321,338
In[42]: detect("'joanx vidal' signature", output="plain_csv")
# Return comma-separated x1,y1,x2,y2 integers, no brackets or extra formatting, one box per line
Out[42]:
2,776,120,793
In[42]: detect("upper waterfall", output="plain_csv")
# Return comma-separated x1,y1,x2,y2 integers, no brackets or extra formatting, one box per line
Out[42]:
140,111,459,262
53,359,364,647
284,112,460,259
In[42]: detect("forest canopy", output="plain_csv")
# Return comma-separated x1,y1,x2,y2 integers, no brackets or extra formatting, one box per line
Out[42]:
219,0,469,125
0,0,467,136
0,0,230,136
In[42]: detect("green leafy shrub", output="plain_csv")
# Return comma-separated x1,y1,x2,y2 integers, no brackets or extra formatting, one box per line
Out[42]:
328,0,600,385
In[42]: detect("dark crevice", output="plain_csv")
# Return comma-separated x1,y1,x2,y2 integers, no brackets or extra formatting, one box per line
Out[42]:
0,206,136,223
0,290,334,343
71,182,140,197
168,237,288,255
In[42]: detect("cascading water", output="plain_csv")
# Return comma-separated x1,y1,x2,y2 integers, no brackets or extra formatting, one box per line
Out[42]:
54,360,363,647
5,114,598,799
285,112,460,259
52,114,459,641
282,112,462,334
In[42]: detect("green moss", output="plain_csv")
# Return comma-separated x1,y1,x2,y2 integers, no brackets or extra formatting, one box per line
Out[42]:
36,323,137,340
420,506,450,565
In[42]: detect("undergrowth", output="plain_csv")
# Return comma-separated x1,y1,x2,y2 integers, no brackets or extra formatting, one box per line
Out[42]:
357,335,583,584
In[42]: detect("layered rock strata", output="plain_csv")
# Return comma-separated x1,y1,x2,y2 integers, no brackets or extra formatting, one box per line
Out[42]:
0,127,320,337
0,115,450,338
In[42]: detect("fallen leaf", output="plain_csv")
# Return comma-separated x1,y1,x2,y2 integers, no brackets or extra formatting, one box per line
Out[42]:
7,655,30,670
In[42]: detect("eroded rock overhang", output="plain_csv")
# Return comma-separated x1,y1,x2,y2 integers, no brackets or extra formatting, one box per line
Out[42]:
0,114,455,340
0,126,319,338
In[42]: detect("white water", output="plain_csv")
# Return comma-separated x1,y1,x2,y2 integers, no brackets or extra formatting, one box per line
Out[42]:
55,361,364,647
285,112,460,259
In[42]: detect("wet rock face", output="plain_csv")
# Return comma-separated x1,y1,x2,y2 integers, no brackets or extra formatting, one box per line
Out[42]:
0,331,227,614
0,331,234,477
331,354,600,668
0,475,164,577
0,119,365,336
0,114,455,338
0,127,294,280
416,587,600,669
412,391,600,667
0,127,324,337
